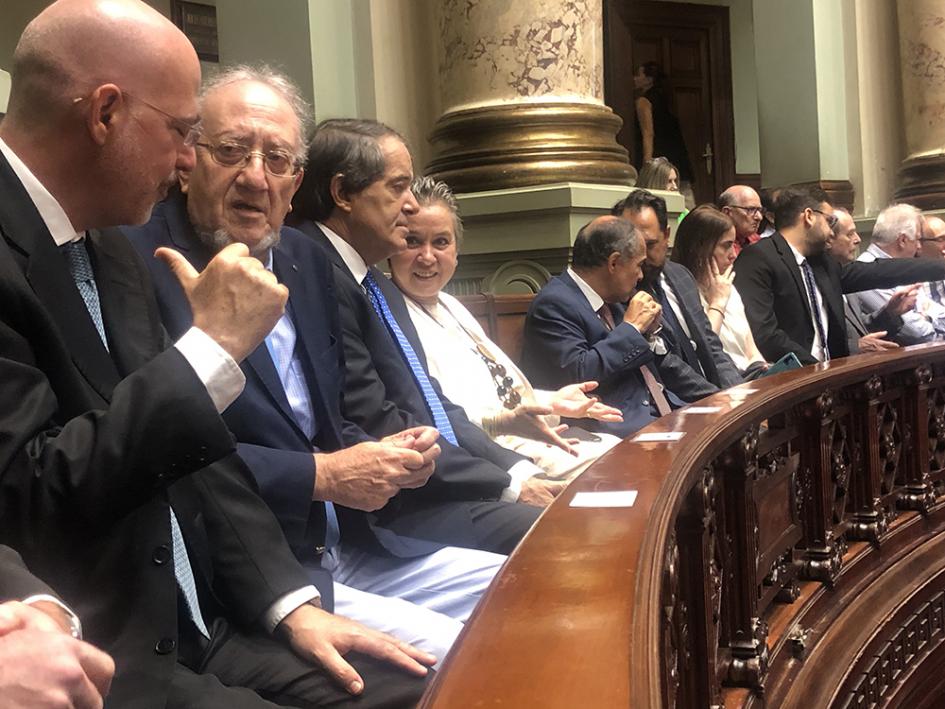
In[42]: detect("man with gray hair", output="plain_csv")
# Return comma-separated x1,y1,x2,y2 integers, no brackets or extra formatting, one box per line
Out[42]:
523,216,684,437
1,2,431,706
852,203,945,345
130,65,507,671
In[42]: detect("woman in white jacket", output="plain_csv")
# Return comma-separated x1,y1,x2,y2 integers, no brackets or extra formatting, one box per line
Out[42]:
387,177,623,480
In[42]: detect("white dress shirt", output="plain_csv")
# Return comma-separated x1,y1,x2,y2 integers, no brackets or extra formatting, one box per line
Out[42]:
785,240,829,362
0,137,317,631
319,223,540,499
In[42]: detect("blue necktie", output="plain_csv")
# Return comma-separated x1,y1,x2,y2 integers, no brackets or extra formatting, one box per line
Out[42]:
265,309,340,550
800,259,830,362
61,240,109,350
61,238,210,638
362,271,458,445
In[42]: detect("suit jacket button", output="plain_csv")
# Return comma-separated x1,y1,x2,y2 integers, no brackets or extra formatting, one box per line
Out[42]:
152,545,171,565
155,638,176,655
643,399,649,405
314,546,326,555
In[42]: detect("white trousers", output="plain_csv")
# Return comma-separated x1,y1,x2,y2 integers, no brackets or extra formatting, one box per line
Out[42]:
321,544,505,667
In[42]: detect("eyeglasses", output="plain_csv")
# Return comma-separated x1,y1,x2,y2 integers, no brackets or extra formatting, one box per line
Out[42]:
728,205,763,217
811,208,839,229
195,140,300,177
72,90,201,146
920,235,945,244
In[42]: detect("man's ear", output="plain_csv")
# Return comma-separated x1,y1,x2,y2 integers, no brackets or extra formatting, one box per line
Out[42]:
329,173,353,214
286,168,304,212
84,84,123,146
607,251,622,272
178,170,190,194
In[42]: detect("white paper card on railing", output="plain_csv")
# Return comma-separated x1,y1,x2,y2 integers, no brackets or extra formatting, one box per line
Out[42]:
683,406,722,414
632,431,686,442
570,490,638,508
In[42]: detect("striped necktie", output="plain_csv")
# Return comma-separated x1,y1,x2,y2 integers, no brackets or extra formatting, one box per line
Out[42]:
800,259,830,362
61,237,210,638
362,271,458,445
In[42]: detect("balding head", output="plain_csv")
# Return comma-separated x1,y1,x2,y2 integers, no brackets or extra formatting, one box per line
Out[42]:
718,185,762,241
1,0,201,230
920,215,945,261
8,0,198,126
571,215,646,303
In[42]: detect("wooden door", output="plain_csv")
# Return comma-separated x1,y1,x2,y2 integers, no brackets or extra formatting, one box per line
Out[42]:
605,0,736,204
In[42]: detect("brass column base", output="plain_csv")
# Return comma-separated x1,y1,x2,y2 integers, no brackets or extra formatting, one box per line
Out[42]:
426,102,635,193
895,153,945,210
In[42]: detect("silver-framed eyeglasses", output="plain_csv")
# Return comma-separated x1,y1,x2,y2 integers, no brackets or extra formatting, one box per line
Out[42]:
72,90,201,146
195,140,300,177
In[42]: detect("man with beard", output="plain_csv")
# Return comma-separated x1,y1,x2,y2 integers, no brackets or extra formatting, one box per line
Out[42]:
734,187,945,364
613,189,742,401
128,67,506,666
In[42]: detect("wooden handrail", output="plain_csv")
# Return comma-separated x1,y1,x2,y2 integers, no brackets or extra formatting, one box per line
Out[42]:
420,343,945,708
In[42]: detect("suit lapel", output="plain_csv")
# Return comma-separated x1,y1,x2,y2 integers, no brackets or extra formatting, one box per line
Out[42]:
272,247,343,445
771,233,813,328
0,155,120,399
91,228,160,376
844,296,868,336
810,256,843,333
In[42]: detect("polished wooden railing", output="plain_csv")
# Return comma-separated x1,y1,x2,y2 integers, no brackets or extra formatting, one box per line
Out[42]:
420,343,945,708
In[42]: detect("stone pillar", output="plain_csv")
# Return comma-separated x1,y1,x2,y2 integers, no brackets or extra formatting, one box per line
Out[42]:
425,0,646,294
895,0,945,209
427,0,632,192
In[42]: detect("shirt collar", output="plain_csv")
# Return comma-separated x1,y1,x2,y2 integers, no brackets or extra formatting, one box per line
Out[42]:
318,222,369,284
567,267,605,312
0,136,83,246
786,239,806,266
867,242,892,259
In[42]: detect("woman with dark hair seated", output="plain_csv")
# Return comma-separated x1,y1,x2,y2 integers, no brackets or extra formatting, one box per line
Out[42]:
671,204,768,376
387,177,624,480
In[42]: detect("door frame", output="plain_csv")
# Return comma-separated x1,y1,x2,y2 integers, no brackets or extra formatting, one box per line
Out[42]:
604,0,737,198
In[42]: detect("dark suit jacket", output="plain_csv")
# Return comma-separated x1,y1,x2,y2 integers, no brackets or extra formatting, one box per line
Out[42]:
521,270,681,438
0,153,311,707
648,261,743,399
0,545,57,601
734,231,945,364
843,293,903,354
298,220,535,551
125,193,364,604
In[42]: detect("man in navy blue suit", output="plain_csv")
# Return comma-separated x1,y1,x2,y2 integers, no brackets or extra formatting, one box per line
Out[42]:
287,119,554,554
523,216,683,437
126,67,505,664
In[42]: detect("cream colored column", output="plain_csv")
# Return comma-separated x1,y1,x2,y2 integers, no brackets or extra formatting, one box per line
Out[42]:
895,0,945,209
426,0,633,192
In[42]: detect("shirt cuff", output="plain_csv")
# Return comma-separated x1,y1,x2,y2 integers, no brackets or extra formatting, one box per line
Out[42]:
22,594,82,639
174,327,246,413
500,460,544,502
263,585,321,634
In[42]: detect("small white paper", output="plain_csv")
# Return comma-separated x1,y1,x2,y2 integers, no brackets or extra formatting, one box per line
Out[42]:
683,406,722,414
729,388,759,396
570,490,638,508
633,431,686,442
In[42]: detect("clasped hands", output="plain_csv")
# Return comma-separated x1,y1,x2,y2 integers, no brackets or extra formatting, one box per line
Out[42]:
313,426,441,511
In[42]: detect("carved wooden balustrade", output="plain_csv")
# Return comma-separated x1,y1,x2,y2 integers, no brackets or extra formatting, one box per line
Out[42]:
419,344,945,708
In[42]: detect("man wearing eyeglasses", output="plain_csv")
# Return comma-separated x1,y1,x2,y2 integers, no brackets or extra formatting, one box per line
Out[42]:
852,204,945,346
734,187,945,365
719,185,764,256
0,1,431,707
128,67,506,677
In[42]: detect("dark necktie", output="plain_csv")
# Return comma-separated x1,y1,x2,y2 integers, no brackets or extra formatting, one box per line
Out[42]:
649,278,703,375
800,259,830,362
61,238,210,638
362,271,458,445
598,304,671,416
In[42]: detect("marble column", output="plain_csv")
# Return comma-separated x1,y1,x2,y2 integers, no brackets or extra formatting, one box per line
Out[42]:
895,0,945,209
426,0,633,192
